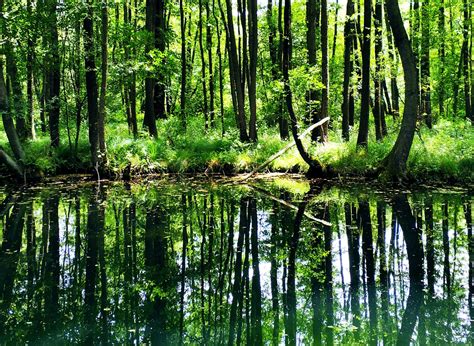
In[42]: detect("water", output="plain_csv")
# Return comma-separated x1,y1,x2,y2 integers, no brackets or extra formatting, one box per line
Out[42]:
0,177,472,345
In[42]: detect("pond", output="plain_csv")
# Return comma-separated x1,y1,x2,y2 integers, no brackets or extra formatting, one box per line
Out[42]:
0,177,472,345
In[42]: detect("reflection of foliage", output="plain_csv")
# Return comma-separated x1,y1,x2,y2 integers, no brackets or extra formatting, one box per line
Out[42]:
0,180,472,344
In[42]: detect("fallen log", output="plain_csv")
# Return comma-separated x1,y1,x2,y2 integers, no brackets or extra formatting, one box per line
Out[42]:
239,117,330,181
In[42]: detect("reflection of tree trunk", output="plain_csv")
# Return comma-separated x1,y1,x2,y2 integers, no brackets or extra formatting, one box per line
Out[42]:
345,203,360,333
377,202,389,343
442,202,451,296
249,199,263,344
359,201,377,345
84,192,103,344
323,205,334,346
44,195,60,329
229,198,247,345
287,195,309,346
179,195,188,345
425,198,434,294
392,194,424,345
0,201,26,338
26,201,36,302
270,202,280,345
464,200,473,340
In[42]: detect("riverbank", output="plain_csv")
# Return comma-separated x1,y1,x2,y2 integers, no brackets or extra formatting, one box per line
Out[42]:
1,118,472,185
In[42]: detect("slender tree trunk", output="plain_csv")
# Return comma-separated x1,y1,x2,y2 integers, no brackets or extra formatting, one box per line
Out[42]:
342,0,355,141
207,0,216,128
420,0,432,128
99,0,108,153
282,0,325,176
46,0,61,148
383,0,418,178
27,0,35,140
320,0,329,141
84,0,104,172
222,0,249,141
180,0,187,128
373,0,384,140
462,0,472,122
356,0,371,147
154,0,167,120
438,0,445,117
385,8,400,116
248,0,258,141
144,0,158,136
199,0,209,129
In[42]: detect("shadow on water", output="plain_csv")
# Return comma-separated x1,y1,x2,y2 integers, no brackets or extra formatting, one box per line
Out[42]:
0,179,472,344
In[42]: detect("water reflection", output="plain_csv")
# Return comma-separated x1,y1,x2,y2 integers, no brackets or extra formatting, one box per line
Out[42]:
0,180,472,344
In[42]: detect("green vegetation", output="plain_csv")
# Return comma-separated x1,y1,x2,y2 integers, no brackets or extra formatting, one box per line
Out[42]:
2,116,471,183
0,0,473,183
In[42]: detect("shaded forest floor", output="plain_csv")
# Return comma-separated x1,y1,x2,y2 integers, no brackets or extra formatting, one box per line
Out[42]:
1,117,473,184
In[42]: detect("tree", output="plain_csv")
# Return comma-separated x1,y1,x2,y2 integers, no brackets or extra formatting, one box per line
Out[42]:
45,0,61,148
341,0,355,141
382,0,418,178
84,0,106,172
356,0,371,147
144,0,158,136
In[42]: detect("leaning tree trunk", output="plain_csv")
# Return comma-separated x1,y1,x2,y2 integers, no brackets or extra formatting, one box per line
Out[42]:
282,0,325,176
0,59,25,178
382,0,418,178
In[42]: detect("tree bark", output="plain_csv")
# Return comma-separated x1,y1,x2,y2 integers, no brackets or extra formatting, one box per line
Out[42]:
84,0,104,172
420,0,432,128
356,0,371,147
99,0,108,153
383,0,419,178
145,0,158,136
342,0,355,141
46,0,61,148
248,0,258,141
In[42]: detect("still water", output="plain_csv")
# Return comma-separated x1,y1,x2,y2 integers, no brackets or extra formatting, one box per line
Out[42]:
0,177,472,345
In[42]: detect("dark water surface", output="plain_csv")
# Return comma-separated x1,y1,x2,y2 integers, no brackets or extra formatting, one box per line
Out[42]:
0,177,472,345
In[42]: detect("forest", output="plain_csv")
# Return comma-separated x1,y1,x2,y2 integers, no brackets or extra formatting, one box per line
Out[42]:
0,0,473,183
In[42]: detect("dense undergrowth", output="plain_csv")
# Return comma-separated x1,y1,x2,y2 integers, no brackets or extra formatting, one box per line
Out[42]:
1,116,473,183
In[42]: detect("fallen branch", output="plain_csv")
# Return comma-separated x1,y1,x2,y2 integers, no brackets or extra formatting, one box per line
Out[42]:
247,184,332,226
239,117,330,181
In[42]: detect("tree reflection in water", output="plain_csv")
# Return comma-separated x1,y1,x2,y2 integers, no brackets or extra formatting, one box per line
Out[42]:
0,181,472,344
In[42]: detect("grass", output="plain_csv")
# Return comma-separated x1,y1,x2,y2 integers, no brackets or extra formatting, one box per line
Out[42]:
1,115,473,184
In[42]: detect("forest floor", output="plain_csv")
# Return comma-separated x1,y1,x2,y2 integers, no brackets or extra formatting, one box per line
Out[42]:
1,117,473,185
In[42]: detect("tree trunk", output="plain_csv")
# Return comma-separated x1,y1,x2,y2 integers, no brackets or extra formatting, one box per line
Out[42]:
342,0,355,141
84,0,104,172
373,0,384,140
420,0,432,128
180,0,187,128
383,0,418,178
437,0,445,117
222,0,249,141
282,0,325,176
144,0,158,136
27,0,36,140
462,0,472,122
154,0,167,120
320,0,329,141
46,0,61,148
356,0,371,147
248,0,258,141
206,0,215,128
99,0,108,153
198,0,209,129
